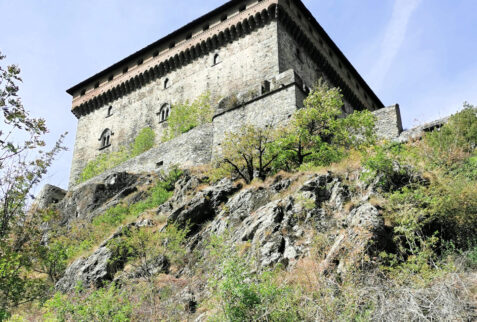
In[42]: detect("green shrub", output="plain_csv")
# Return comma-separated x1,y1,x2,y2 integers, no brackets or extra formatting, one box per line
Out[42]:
78,127,156,184
162,92,212,142
424,103,477,168
43,285,132,321
269,79,376,171
78,148,129,184
130,127,155,157
62,168,182,263
207,236,301,321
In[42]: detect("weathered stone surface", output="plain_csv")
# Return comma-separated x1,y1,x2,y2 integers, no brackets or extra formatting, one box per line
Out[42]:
347,203,383,232
167,178,240,234
321,203,384,275
373,104,403,140
70,124,214,189
124,255,170,280
34,184,67,209
69,20,281,187
58,172,141,224
56,246,116,292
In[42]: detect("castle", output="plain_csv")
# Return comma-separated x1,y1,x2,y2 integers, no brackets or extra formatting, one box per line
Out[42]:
67,0,400,188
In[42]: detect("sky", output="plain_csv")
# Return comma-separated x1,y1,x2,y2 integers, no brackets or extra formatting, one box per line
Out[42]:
1,0,476,190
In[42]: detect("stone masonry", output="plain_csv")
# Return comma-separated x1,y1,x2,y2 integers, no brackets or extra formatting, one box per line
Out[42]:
66,0,387,188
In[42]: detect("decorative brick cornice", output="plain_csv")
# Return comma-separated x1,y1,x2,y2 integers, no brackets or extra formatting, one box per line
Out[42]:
70,0,383,118
71,0,279,118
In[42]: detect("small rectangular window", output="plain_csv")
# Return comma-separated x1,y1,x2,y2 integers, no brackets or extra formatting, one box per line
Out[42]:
94,82,100,89
80,89,86,96
123,67,129,74
221,15,227,22
137,59,143,66
239,5,246,12
108,75,114,81
261,80,271,95
169,42,175,49
153,50,159,57
203,24,209,31
186,33,192,40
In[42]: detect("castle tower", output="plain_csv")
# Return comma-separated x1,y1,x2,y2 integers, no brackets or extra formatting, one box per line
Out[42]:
66,0,384,187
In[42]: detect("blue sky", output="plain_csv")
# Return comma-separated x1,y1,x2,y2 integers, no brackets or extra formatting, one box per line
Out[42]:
1,0,476,189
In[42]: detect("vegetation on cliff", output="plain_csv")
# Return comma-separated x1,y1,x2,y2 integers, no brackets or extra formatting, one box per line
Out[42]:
78,127,156,184
0,52,66,319
162,92,213,142
1,55,475,320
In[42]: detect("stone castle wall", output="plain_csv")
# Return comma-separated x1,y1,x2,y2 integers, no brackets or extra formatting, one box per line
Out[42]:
67,0,393,188
69,21,281,185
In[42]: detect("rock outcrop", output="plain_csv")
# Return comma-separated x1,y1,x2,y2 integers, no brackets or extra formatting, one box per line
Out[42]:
57,172,149,225
55,168,396,293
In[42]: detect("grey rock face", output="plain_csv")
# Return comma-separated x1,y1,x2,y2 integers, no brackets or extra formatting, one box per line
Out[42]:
56,246,116,292
57,172,141,225
34,184,67,210
347,203,383,232
167,178,240,234
124,255,170,280
57,168,390,295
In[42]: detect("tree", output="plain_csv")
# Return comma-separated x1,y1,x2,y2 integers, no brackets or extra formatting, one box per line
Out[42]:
0,51,66,318
271,79,376,170
220,125,278,184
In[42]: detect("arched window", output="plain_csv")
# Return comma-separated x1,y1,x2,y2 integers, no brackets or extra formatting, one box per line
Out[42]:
99,129,112,149
164,78,170,89
213,53,220,66
158,103,170,123
107,106,113,117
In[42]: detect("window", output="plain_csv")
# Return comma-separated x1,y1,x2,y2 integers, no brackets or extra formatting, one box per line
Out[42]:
169,42,175,49
203,24,209,31
221,14,227,22
94,82,100,89
137,58,143,66
213,53,220,66
99,129,112,149
123,67,129,74
158,103,170,123
239,5,246,12
153,50,159,57
80,89,86,96
261,80,270,94
108,74,114,81
164,78,170,89
186,33,192,40
107,106,113,117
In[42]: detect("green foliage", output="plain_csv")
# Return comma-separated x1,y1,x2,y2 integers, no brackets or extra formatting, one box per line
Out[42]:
219,125,278,183
0,52,66,318
78,127,156,184
270,79,376,170
34,241,69,284
361,143,411,190
130,127,156,158
126,223,189,272
216,79,376,182
162,92,212,142
43,285,132,322
207,236,301,321
61,168,182,264
424,103,477,168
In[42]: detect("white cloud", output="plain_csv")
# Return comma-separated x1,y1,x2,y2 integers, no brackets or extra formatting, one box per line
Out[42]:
369,0,422,91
